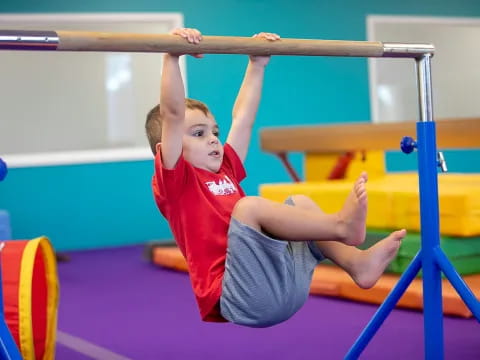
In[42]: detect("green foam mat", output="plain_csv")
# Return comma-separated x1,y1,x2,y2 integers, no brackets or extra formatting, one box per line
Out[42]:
366,230,480,276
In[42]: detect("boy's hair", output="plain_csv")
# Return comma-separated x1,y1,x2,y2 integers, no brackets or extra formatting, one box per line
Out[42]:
145,98,211,154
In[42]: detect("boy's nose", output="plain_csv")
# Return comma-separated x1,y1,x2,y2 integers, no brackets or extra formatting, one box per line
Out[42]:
209,137,219,144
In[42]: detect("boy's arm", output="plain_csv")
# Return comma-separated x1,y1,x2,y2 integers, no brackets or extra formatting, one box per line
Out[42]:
159,28,202,169
226,32,280,163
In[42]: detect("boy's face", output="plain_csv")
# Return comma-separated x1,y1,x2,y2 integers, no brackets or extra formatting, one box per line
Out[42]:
182,108,224,173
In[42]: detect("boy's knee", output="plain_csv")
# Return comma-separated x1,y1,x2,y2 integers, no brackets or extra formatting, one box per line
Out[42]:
288,194,320,211
232,196,263,226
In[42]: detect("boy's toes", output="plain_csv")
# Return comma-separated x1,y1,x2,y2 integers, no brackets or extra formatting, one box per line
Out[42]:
393,229,407,241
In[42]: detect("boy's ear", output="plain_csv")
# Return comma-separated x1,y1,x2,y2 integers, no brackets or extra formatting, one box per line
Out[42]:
155,142,162,154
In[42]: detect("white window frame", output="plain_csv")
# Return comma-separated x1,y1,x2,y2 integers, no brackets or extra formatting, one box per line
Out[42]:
0,13,184,167
367,15,480,124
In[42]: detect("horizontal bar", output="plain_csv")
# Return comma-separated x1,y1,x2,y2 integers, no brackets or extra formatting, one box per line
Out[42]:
0,30,58,50
0,30,434,58
260,117,480,153
383,43,435,58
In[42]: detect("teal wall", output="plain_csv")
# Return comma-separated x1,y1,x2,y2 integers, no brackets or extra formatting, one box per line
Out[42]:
1,1,480,250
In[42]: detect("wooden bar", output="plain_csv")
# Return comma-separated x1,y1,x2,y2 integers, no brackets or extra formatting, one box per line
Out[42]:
0,30,434,58
55,31,386,57
260,118,480,153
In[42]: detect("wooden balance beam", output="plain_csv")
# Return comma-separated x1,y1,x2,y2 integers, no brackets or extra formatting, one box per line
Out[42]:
260,117,480,154
260,117,480,181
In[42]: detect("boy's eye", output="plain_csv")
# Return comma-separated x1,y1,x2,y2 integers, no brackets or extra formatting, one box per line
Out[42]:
213,131,219,137
193,130,204,137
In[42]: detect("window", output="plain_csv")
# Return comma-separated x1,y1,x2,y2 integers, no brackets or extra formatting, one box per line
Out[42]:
0,13,184,166
368,16,480,123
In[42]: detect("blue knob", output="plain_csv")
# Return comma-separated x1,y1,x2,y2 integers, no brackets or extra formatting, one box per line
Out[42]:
0,158,7,181
400,136,417,154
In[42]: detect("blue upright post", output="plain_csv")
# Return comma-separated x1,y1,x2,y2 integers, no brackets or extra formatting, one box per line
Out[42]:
345,50,479,359
416,122,444,359
415,54,444,359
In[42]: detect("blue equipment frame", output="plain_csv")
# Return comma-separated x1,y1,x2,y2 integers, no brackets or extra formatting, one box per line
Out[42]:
346,54,480,359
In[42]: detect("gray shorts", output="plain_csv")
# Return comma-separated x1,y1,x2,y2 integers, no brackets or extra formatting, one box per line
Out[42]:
220,197,325,328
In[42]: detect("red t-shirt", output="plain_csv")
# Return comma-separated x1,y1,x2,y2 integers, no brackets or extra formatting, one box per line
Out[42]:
152,143,246,321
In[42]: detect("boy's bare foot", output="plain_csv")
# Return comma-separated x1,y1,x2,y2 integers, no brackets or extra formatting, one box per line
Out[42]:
350,229,407,289
337,172,368,246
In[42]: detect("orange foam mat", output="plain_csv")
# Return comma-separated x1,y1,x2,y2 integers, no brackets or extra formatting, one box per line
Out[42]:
151,246,480,318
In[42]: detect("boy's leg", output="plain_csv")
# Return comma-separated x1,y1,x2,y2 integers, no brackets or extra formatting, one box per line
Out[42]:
221,196,320,327
232,172,369,246
287,194,406,289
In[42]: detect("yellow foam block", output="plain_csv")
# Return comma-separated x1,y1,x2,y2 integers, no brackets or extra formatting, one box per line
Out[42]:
345,150,386,181
260,180,352,214
259,173,480,237
304,151,386,181
304,153,344,181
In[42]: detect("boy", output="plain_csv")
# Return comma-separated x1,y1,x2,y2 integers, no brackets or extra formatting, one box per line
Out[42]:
146,28,406,327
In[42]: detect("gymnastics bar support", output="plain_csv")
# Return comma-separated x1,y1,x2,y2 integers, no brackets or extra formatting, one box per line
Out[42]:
345,54,480,360
0,29,434,58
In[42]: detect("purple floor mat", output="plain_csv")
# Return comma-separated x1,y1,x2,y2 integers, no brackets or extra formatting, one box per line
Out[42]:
56,344,94,360
55,245,480,359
